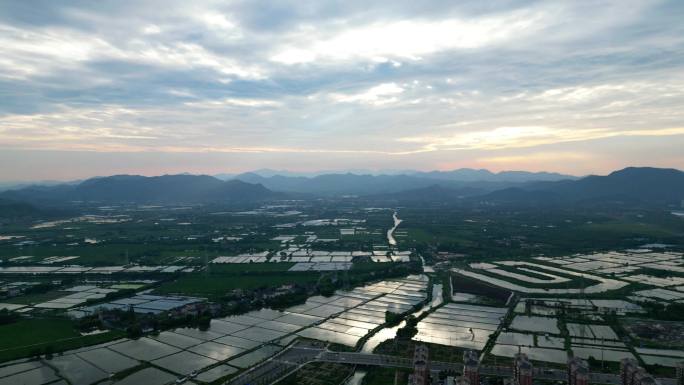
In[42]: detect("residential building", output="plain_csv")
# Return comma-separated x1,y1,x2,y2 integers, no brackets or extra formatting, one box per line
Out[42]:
464,350,480,385
568,357,589,385
514,353,533,385
411,344,430,385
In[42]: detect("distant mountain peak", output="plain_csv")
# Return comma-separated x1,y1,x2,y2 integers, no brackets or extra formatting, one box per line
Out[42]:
482,166,684,206
607,166,683,177
1,174,280,205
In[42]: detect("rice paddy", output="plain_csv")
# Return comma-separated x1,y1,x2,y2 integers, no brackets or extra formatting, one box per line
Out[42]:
0,275,429,384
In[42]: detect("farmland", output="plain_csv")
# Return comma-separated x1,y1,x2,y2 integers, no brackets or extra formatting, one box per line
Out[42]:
0,198,683,383
0,318,124,362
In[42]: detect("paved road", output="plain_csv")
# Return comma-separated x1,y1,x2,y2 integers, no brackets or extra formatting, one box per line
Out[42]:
226,345,324,385
225,345,677,385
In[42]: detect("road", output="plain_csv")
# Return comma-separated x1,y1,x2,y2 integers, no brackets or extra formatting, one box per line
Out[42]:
224,345,676,385
226,344,324,385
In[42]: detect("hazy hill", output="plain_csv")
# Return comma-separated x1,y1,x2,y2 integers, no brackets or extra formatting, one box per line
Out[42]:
482,167,684,206
0,198,43,218
553,167,684,203
409,168,576,182
0,174,280,205
234,172,435,195
0,198,69,220
0,179,78,192
3,167,680,207
360,167,684,207
232,170,565,195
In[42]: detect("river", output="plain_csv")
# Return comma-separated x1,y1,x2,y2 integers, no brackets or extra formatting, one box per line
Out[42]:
387,211,403,246
343,370,368,385
345,283,444,384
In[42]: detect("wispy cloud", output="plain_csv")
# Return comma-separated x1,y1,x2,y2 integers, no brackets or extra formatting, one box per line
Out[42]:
184,98,281,108
479,152,592,164
329,83,405,105
0,0,683,178
398,126,684,151
270,12,544,65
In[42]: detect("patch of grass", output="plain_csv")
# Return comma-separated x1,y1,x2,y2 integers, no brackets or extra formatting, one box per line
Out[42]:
582,221,681,238
373,338,468,364
155,271,320,299
644,364,675,378
156,258,418,300
0,318,79,347
362,367,410,385
208,263,294,273
5,291,69,305
451,273,511,305
278,362,353,385
0,318,124,363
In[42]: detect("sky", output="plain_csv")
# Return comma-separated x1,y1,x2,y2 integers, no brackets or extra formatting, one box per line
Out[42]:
1,0,684,181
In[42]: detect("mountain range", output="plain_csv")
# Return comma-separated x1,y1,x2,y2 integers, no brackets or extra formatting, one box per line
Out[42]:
230,169,575,195
0,167,682,208
0,198,71,221
0,174,279,205
505,167,684,205
383,167,684,207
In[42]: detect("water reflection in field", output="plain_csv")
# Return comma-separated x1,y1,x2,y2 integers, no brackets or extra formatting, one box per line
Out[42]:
361,283,442,353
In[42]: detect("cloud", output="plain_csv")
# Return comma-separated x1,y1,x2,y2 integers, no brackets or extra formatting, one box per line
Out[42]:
185,98,281,108
329,83,405,105
142,24,161,35
202,13,237,31
398,126,684,152
0,12,263,81
270,12,544,65
1,0,684,178
479,152,592,164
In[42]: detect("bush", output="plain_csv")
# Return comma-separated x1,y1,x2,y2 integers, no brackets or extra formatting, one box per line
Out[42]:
396,315,418,340
385,311,402,326
198,311,211,331
44,346,54,360
0,309,18,325
126,323,142,339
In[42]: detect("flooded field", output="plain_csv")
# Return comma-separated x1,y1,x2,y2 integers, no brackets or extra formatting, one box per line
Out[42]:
414,303,507,350
510,315,560,334
454,260,628,294
490,344,568,364
0,275,429,384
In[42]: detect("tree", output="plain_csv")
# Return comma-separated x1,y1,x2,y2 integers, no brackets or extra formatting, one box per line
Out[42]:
318,277,336,297
29,348,41,359
126,323,142,339
0,309,18,325
198,311,211,331
396,316,419,340
587,356,598,368
385,311,402,326
44,346,54,360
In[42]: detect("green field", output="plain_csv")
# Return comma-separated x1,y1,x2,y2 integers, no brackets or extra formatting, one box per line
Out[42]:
0,318,124,363
155,261,414,299
582,221,683,238
362,367,410,385
155,270,320,299
5,291,69,305
208,263,295,273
